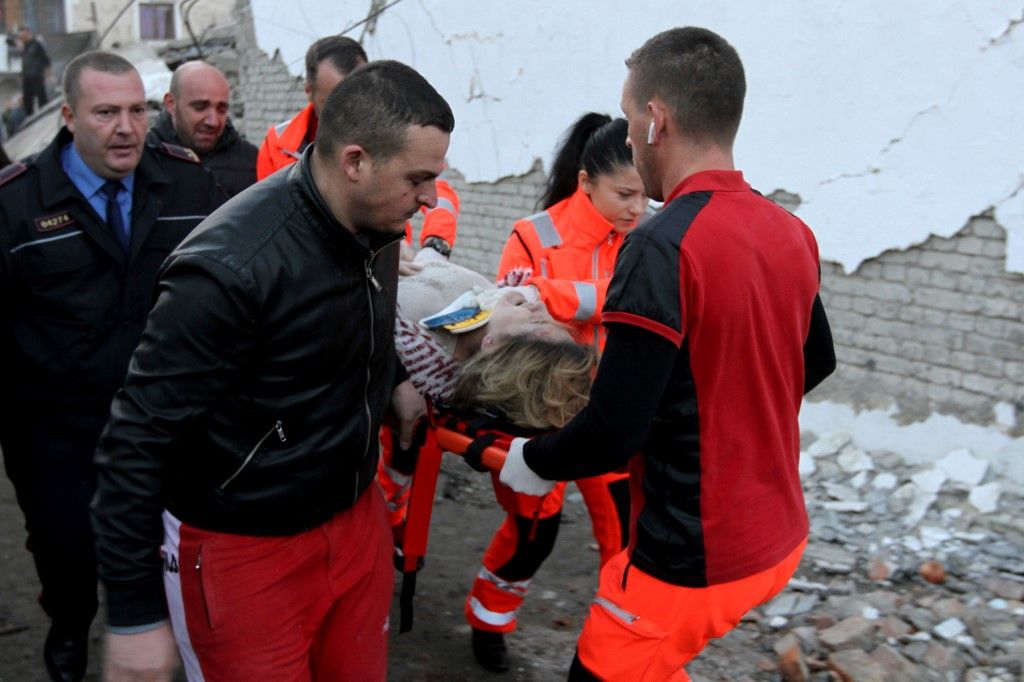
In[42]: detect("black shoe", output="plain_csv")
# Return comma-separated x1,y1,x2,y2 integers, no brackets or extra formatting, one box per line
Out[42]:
43,624,87,682
471,627,510,673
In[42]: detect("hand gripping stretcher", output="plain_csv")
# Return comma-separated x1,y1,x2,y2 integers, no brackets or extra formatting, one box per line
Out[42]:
392,402,541,632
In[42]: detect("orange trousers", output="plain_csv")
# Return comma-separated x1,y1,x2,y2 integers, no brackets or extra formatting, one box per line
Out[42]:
466,470,630,633
576,538,807,680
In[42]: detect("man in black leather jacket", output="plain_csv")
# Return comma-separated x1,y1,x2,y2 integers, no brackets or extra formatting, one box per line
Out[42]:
0,51,223,681
147,61,258,197
92,60,453,681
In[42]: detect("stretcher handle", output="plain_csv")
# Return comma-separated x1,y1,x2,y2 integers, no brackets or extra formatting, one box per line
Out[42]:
434,428,507,471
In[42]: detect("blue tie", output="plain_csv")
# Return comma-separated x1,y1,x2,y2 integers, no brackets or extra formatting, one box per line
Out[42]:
102,180,129,254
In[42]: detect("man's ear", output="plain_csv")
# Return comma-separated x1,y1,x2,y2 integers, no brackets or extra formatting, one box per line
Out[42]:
304,81,314,104
61,103,75,132
162,92,175,114
339,144,368,182
647,98,668,144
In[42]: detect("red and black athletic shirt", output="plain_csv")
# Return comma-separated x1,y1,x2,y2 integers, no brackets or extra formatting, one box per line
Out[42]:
526,170,827,587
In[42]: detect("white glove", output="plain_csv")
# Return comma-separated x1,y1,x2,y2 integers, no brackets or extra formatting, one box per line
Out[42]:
499,438,556,496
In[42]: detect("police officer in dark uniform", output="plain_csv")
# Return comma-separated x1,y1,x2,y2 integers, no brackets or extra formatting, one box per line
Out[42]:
0,51,223,681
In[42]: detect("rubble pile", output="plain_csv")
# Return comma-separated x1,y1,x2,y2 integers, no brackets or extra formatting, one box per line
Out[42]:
693,432,1023,681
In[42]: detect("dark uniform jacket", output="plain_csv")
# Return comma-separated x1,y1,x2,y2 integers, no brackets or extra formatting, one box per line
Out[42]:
92,149,404,627
0,127,223,432
21,37,50,78
147,110,258,198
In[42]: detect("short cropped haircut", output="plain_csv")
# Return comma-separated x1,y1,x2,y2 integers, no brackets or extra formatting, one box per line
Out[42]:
63,51,137,110
625,27,746,145
305,35,367,84
315,60,454,161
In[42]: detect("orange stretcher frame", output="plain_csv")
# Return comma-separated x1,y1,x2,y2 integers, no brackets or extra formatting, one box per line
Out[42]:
396,408,509,632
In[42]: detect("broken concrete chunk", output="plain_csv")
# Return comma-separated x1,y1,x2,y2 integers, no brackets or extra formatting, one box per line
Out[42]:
808,431,851,457
936,448,989,487
871,472,898,490
910,469,947,494
968,483,1001,513
933,617,967,640
828,648,889,682
837,446,874,473
819,616,877,650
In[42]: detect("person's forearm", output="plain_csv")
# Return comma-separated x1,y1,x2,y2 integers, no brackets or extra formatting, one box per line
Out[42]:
523,323,677,480
804,294,836,393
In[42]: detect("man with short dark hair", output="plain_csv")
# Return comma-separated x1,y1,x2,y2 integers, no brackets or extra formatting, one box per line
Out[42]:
17,25,50,116
92,59,453,681
148,61,258,197
0,50,222,681
256,35,367,179
495,27,836,680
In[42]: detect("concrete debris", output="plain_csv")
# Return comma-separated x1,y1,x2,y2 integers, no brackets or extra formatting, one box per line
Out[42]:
937,448,990,487
934,617,967,639
910,468,947,494
807,431,851,457
871,472,898,490
837,446,874,473
969,482,1002,513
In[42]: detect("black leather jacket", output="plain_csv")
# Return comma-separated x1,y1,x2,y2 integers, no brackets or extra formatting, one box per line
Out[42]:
93,150,403,627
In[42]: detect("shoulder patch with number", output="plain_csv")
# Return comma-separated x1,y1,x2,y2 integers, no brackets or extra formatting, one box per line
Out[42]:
0,161,29,187
158,142,201,164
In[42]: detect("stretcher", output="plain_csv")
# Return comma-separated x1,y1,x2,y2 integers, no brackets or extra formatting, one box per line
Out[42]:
393,403,538,632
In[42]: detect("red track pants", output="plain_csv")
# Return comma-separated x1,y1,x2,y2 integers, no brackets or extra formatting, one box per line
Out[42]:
162,487,393,681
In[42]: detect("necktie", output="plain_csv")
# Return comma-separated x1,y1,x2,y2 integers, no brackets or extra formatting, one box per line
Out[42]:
101,180,129,254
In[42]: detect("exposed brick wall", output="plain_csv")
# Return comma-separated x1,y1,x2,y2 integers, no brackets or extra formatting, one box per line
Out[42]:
815,215,1023,430
234,0,306,144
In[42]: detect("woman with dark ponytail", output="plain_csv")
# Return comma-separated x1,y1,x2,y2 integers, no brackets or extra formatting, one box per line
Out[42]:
465,113,647,672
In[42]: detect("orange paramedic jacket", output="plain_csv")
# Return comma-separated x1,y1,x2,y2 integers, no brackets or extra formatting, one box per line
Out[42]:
497,188,625,350
256,103,317,180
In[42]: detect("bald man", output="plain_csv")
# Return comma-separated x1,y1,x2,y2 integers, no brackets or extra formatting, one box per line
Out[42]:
148,61,258,197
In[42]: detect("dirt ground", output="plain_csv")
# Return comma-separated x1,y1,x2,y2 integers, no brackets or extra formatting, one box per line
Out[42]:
0,454,763,681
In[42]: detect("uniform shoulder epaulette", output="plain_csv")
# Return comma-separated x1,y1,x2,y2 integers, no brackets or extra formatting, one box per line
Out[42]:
156,141,201,164
0,161,30,188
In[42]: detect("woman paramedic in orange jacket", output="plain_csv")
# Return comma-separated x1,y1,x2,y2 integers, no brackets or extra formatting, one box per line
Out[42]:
466,113,648,672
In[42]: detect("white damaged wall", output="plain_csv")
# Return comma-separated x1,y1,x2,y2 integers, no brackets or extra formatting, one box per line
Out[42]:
251,1,1024,273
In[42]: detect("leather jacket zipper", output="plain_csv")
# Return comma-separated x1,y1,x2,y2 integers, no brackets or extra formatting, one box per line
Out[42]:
220,419,287,489
361,251,382,500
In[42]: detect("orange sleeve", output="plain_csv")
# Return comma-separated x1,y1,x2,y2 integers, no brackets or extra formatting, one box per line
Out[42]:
529,276,609,326
496,223,538,282
417,178,459,246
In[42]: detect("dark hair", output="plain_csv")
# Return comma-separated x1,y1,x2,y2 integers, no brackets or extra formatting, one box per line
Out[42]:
315,60,454,161
62,51,136,110
539,113,632,210
305,35,368,84
625,27,745,146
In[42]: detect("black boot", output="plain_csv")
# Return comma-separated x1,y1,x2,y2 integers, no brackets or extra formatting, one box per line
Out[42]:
43,622,87,682
471,627,510,673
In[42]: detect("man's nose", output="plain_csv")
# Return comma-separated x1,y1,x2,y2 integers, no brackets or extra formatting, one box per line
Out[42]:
418,180,438,209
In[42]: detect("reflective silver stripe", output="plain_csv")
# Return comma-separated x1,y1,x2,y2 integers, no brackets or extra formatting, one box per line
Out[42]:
274,118,293,136
156,215,206,222
10,230,85,254
430,197,458,215
478,566,530,594
383,465,412,487
572,282,597,321
468,596,517,627
527,211,561,248
594,595,639,624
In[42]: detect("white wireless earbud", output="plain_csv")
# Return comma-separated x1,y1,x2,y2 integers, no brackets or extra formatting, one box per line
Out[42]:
646,120,656,144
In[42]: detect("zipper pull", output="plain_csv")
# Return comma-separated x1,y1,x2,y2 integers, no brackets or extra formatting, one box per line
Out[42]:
275,419,287,443
365,261,382,291
194,548,202,571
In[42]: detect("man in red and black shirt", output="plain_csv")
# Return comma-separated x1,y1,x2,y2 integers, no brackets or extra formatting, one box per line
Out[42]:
497,27,836,680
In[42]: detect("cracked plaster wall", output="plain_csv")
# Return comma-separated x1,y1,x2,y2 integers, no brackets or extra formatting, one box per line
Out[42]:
237,0,1024,428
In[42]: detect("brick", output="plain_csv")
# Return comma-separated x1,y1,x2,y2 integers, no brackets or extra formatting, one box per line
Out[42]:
881,263,906,282
962,374,1007,396
828,649,889,681
969,218,1005,238
946,313,975,332
975,355,1005,379
906,267,931,285
930,269,959,289
922,236,957,253
819,616,877,650
955,236,988,255
965,335,1020,361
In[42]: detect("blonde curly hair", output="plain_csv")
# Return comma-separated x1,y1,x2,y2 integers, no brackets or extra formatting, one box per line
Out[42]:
450,336,596,430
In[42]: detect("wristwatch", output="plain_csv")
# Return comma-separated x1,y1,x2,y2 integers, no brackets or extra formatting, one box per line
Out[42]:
423,236,451,258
